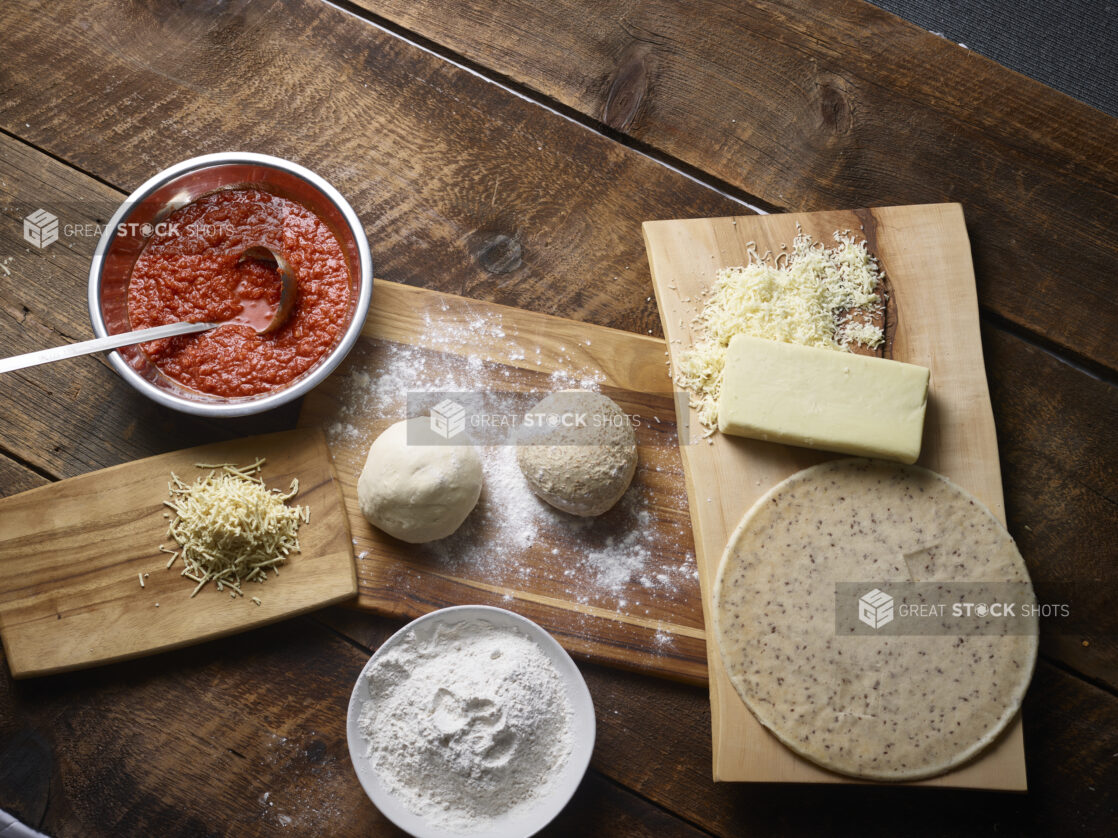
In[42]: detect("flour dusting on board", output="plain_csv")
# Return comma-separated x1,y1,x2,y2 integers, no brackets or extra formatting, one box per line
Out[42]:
325,306,697,626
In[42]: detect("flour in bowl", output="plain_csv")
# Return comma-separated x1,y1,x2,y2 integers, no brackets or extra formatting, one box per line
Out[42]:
357,619,574,832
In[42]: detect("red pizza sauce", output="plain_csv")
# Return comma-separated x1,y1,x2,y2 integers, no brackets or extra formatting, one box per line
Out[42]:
126,188,351,397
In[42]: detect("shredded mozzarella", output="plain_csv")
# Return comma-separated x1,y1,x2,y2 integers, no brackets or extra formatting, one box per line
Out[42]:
677,229,885,430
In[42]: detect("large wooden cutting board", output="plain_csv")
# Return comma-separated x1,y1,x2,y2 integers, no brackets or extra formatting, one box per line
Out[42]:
298,280,706,682
643,204,1028,789
0,428,356,678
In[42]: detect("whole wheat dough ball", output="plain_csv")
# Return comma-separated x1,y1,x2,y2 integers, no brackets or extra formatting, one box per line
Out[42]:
516,390,637,516
357,417,483,543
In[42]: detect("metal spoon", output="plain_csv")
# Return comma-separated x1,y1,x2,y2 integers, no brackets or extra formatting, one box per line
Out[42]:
0,245,297,375
235,245,297,335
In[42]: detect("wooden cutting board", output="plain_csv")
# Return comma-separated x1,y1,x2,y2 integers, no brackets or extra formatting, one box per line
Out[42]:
298,280,707,682
0,428,355,678
643,204,1028,790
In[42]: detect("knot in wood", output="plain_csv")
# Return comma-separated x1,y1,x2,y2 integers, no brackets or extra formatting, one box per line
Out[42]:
469,231,523,274
813,75,854,136
602,42,652,132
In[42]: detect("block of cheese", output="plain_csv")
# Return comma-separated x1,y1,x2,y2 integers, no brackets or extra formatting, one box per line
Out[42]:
716,334,930,463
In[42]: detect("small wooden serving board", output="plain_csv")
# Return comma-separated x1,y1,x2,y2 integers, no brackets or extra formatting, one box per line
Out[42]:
643,204,1028,789
0,428,356,678
298,280,707,682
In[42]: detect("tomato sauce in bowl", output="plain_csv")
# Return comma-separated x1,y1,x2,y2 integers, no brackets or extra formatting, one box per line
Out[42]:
126,188,351,397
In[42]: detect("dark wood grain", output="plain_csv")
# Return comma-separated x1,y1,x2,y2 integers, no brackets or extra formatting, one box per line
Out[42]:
0,0,1116,834
7,615,1112,838
544,771,712,838
0,619,402,836
578,657,1118,837
0,19,1111,696
354,0,1118,373
314,607,1118,838
985,325,1118,692
0,0,738,339
0,615,707,838
0,457,48,498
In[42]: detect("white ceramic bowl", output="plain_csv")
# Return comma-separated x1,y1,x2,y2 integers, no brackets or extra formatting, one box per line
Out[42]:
346,605,596,838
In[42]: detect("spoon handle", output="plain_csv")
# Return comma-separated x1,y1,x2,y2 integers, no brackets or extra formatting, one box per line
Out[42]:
0,321,218,375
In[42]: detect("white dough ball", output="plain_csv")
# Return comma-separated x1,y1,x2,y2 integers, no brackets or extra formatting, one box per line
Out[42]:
357,417,483,543
516,390,637,517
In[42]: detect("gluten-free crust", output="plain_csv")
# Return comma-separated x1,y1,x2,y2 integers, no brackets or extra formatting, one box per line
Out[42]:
713,458,1038,781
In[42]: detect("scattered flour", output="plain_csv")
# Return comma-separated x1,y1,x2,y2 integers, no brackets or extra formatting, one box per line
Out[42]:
325,317,698,619
358,619,573,833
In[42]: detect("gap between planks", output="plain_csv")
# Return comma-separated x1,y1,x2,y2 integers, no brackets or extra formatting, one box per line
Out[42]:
0,60,1107,385
0,124,127,197
326,0,1118,385
325,0,773,216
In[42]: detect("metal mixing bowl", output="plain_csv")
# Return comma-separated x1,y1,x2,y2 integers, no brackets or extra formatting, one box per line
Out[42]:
87,152,373,417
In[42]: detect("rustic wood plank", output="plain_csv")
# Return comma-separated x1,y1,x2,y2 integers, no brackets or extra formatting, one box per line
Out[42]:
985,325,1118,693
298,281,705,682
545,771,713,838
0,455,49,497
0,615,710,838
0,619,402,836
0,6,1114,829
355,0,1118,372
0,0,739,338
0,429,356,679
577,657,1118,837
645,206,1026,787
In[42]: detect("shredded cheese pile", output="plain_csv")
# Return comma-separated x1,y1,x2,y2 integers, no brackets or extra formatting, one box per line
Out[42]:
161,459,308,600
677,229,885,430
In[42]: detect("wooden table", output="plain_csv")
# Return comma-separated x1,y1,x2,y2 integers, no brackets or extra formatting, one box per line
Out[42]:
0,1,1115,835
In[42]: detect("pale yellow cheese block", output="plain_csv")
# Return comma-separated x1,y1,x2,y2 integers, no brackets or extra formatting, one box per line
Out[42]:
717,335,930,464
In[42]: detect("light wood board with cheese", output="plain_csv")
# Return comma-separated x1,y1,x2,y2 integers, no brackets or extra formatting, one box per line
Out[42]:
643,204,1028,789
0,428,356,678
298,280,707,683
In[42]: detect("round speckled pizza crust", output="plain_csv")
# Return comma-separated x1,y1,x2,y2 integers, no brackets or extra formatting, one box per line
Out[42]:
712,458,1038,781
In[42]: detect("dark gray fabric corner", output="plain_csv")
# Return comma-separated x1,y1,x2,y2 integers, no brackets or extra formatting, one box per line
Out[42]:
870,0,1118,117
